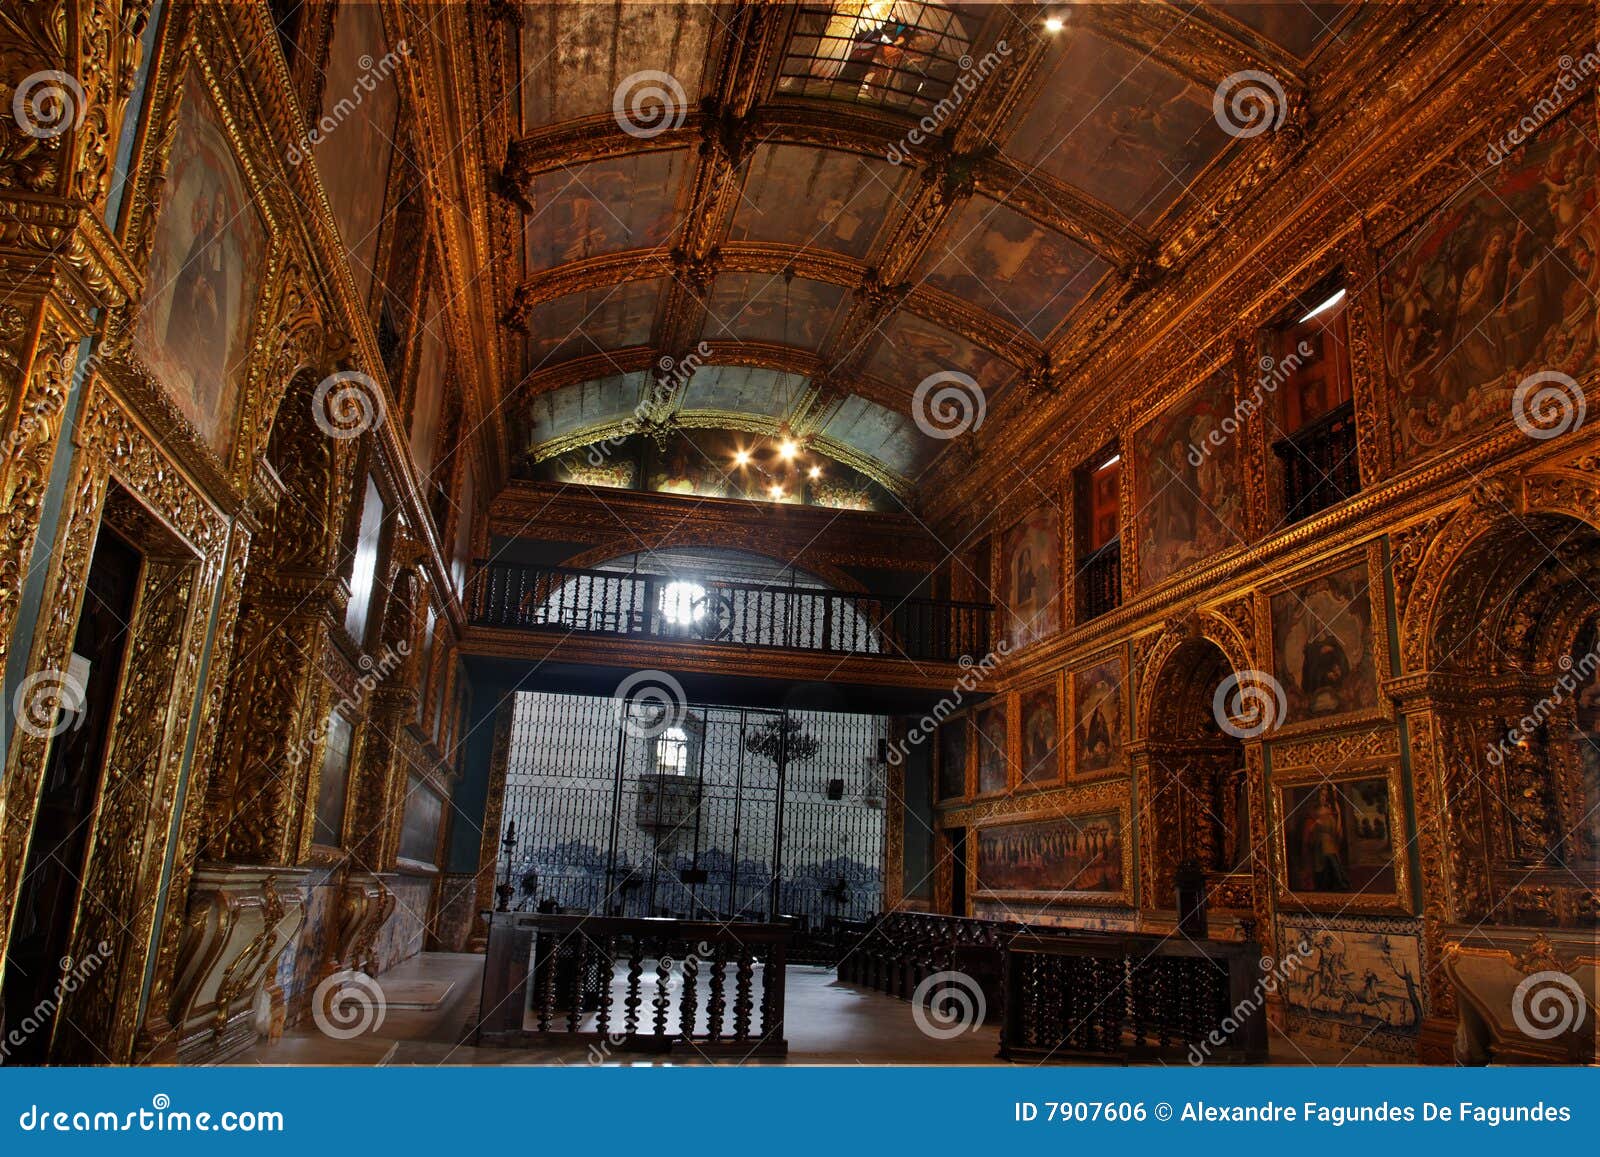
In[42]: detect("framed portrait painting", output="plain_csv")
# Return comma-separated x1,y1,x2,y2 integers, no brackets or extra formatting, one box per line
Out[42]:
1017,676,1063,789
1273,762,1411,914
1072,653,1126,778
1268,550,1387,731
935,713,969,802
1002,504,1062,650
134,66,268,459
974,701,1009,796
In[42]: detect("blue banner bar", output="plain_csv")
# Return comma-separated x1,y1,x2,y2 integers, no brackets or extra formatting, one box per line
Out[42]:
1,1067,1593,1153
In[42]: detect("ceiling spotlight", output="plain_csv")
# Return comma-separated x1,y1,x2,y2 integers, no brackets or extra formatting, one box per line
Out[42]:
1044,15,1065,33
733,449,751,467
778,438,798,459
808,465,822,480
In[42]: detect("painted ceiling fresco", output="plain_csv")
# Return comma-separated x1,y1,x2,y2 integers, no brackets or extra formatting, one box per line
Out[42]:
519,4,717,129
1006,27,1231,229
700,273,851,351
522,151,687,272
726,144,907,260
507,1,1352,498
919,198,1110,341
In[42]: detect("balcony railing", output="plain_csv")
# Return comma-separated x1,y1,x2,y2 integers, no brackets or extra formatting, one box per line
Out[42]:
1273,400,1361,524
1077,540,1121,622
467,560,994,663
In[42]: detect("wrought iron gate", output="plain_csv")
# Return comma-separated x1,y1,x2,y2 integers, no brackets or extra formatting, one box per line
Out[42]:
499,692,887,925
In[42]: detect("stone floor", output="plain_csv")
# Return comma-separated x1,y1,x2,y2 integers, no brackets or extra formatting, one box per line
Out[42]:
232,952,1352,1066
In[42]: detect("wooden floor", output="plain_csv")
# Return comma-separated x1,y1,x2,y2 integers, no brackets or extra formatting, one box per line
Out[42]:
232,952,1348,1066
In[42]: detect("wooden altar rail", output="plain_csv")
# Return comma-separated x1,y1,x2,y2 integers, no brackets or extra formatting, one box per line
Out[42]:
836,911,1017,1021
837,912,1267,1063
477,911,789,1057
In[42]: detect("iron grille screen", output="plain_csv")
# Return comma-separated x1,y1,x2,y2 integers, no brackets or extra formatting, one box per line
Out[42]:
500,692,888,926
776,2,980,117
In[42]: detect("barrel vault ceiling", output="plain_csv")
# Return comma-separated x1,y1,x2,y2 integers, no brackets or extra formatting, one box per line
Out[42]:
462,1,1356,498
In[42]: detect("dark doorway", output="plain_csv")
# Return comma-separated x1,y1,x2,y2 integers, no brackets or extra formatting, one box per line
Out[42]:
2,526,141,1064
946,827,968,916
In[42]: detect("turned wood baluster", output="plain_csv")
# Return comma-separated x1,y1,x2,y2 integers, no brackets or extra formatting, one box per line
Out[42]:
733,949,755,1041
538,942,558,1033
624,937,644,1035
595,936,615,1039
707,945,728,1043
566,941,585,1033
760,937,785,1042
652,947,673,1037
679,951,700,1040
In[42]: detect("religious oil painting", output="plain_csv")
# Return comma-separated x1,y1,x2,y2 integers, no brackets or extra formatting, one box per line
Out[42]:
1073,656,1126,777
317,0,399,306
936,714,968,801
1270,559,1379,725
1134,371,1246,588
135,69,267,458
1278,776,1397,898
1018,681,1061,787
1381,101,1597,464
976,812,1124,896
1002,504,1062,649
974,702,1009,795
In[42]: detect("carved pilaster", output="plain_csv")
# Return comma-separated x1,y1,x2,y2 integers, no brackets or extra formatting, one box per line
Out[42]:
468,700,515,952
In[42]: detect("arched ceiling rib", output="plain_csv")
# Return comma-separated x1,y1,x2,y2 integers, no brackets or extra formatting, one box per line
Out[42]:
495,0,1355,489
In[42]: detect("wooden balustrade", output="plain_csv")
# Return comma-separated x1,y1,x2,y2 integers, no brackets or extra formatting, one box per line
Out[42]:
477,911,789,1056
467,560,994,663
836,912,1267,1063
1273,400,1361,523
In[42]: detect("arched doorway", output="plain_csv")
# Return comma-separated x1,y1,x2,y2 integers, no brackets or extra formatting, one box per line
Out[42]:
1423,512,1600,904
1138,637,1256,921
1407,510,1599,1063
